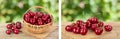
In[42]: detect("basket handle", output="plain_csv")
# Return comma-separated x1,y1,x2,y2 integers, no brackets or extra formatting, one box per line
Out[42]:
25,6,51,15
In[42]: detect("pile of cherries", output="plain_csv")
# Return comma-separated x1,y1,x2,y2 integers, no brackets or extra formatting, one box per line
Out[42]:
65,17,112,35
23,10,52,25
6,22,21,35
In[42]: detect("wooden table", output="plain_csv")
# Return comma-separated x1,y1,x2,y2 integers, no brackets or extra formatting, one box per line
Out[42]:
62,22,120,39
0,23,58,39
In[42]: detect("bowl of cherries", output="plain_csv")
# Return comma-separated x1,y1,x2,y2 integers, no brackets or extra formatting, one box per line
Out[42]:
65,17,112,35
23,6,53,34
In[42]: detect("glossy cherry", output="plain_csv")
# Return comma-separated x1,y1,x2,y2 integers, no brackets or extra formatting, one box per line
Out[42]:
94,28,103,35
16,22,21,29
98,21,104,27
13,29,19,34
104,25,112,32
6,24,13,29
91,24,98,31
6,29,11,35
80,28,88,35
65,25,72,32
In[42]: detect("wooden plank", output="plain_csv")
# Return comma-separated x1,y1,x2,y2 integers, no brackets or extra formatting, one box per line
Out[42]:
62,22,120,39
0,23,58,39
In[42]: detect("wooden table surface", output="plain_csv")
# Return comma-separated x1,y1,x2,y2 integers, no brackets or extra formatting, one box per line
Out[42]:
62,22,120,39
0,23,58,39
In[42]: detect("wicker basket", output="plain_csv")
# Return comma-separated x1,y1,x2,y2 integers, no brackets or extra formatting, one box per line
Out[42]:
23,6,53,34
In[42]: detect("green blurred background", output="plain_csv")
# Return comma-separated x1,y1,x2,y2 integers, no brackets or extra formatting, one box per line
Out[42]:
62,0,120,22
0,0,58,23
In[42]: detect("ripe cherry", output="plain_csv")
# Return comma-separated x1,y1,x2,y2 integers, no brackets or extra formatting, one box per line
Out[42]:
13,29,19,34
91,24,98,31
16,22,21,29
98,21,104,27
85,21,91,28
6,24,13,29
94,28,103,35
65,25,72,32
104,25,112,32
6,29,11,35
80,28,88,35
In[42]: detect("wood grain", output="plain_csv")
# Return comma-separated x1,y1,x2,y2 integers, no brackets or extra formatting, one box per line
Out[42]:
0,23,58,39
62,22,120,39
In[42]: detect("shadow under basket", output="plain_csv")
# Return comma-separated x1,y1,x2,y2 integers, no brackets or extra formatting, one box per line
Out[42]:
23,21,53,34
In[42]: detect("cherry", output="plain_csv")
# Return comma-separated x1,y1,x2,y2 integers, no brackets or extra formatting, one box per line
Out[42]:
71,23,78,27
29,11,35,17
80,24,87,29
16,22,21,29
72,27,77,33
24,17,30,23
13,29,19,34
80,28,88,35
38,18,43,25
75,27,80,34
42,14,49,21
91,24,98,31
65,25,72,32
36,12,43,17
33,15,38,20
94,28,103,35
85,21,91,28
88,17,98,24
24,13,30,18
104,25,112,32
6,24,13,29
30,18,36,24
6,29,11,35
46,18,51,23
11,25,17,31
98,21,104,27
76,20,84,27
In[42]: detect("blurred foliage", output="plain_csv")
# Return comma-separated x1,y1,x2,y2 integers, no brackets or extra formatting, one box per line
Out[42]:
62,0,120,22
0,0,58,23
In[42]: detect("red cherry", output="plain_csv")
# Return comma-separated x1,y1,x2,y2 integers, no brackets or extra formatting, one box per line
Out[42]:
30,18,36,24
13,29,19,34
16,22,21,29
42,14,50,21
74,27,80,34
104,25,112,32
33,15,38,20
71,23,78,27
65,25,72,32
6,29,11,35
98,21,104,27
11,25,17,31
46,18,51,23
91,24,98,31
29,11,35,17
94,28,103,35
6,24,13,29
76,20,84,27
38,18,43,25
80,24,87,29
88,17,98,24
72,27,77,33
36,12,44,17
85,21,91,28
24,13,30,18
24,17,30,23
80,28,88,35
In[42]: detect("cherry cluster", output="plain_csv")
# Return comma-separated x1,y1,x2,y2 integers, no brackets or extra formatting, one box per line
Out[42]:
65,17,112,35
24,10,52,25
6,22,21,35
